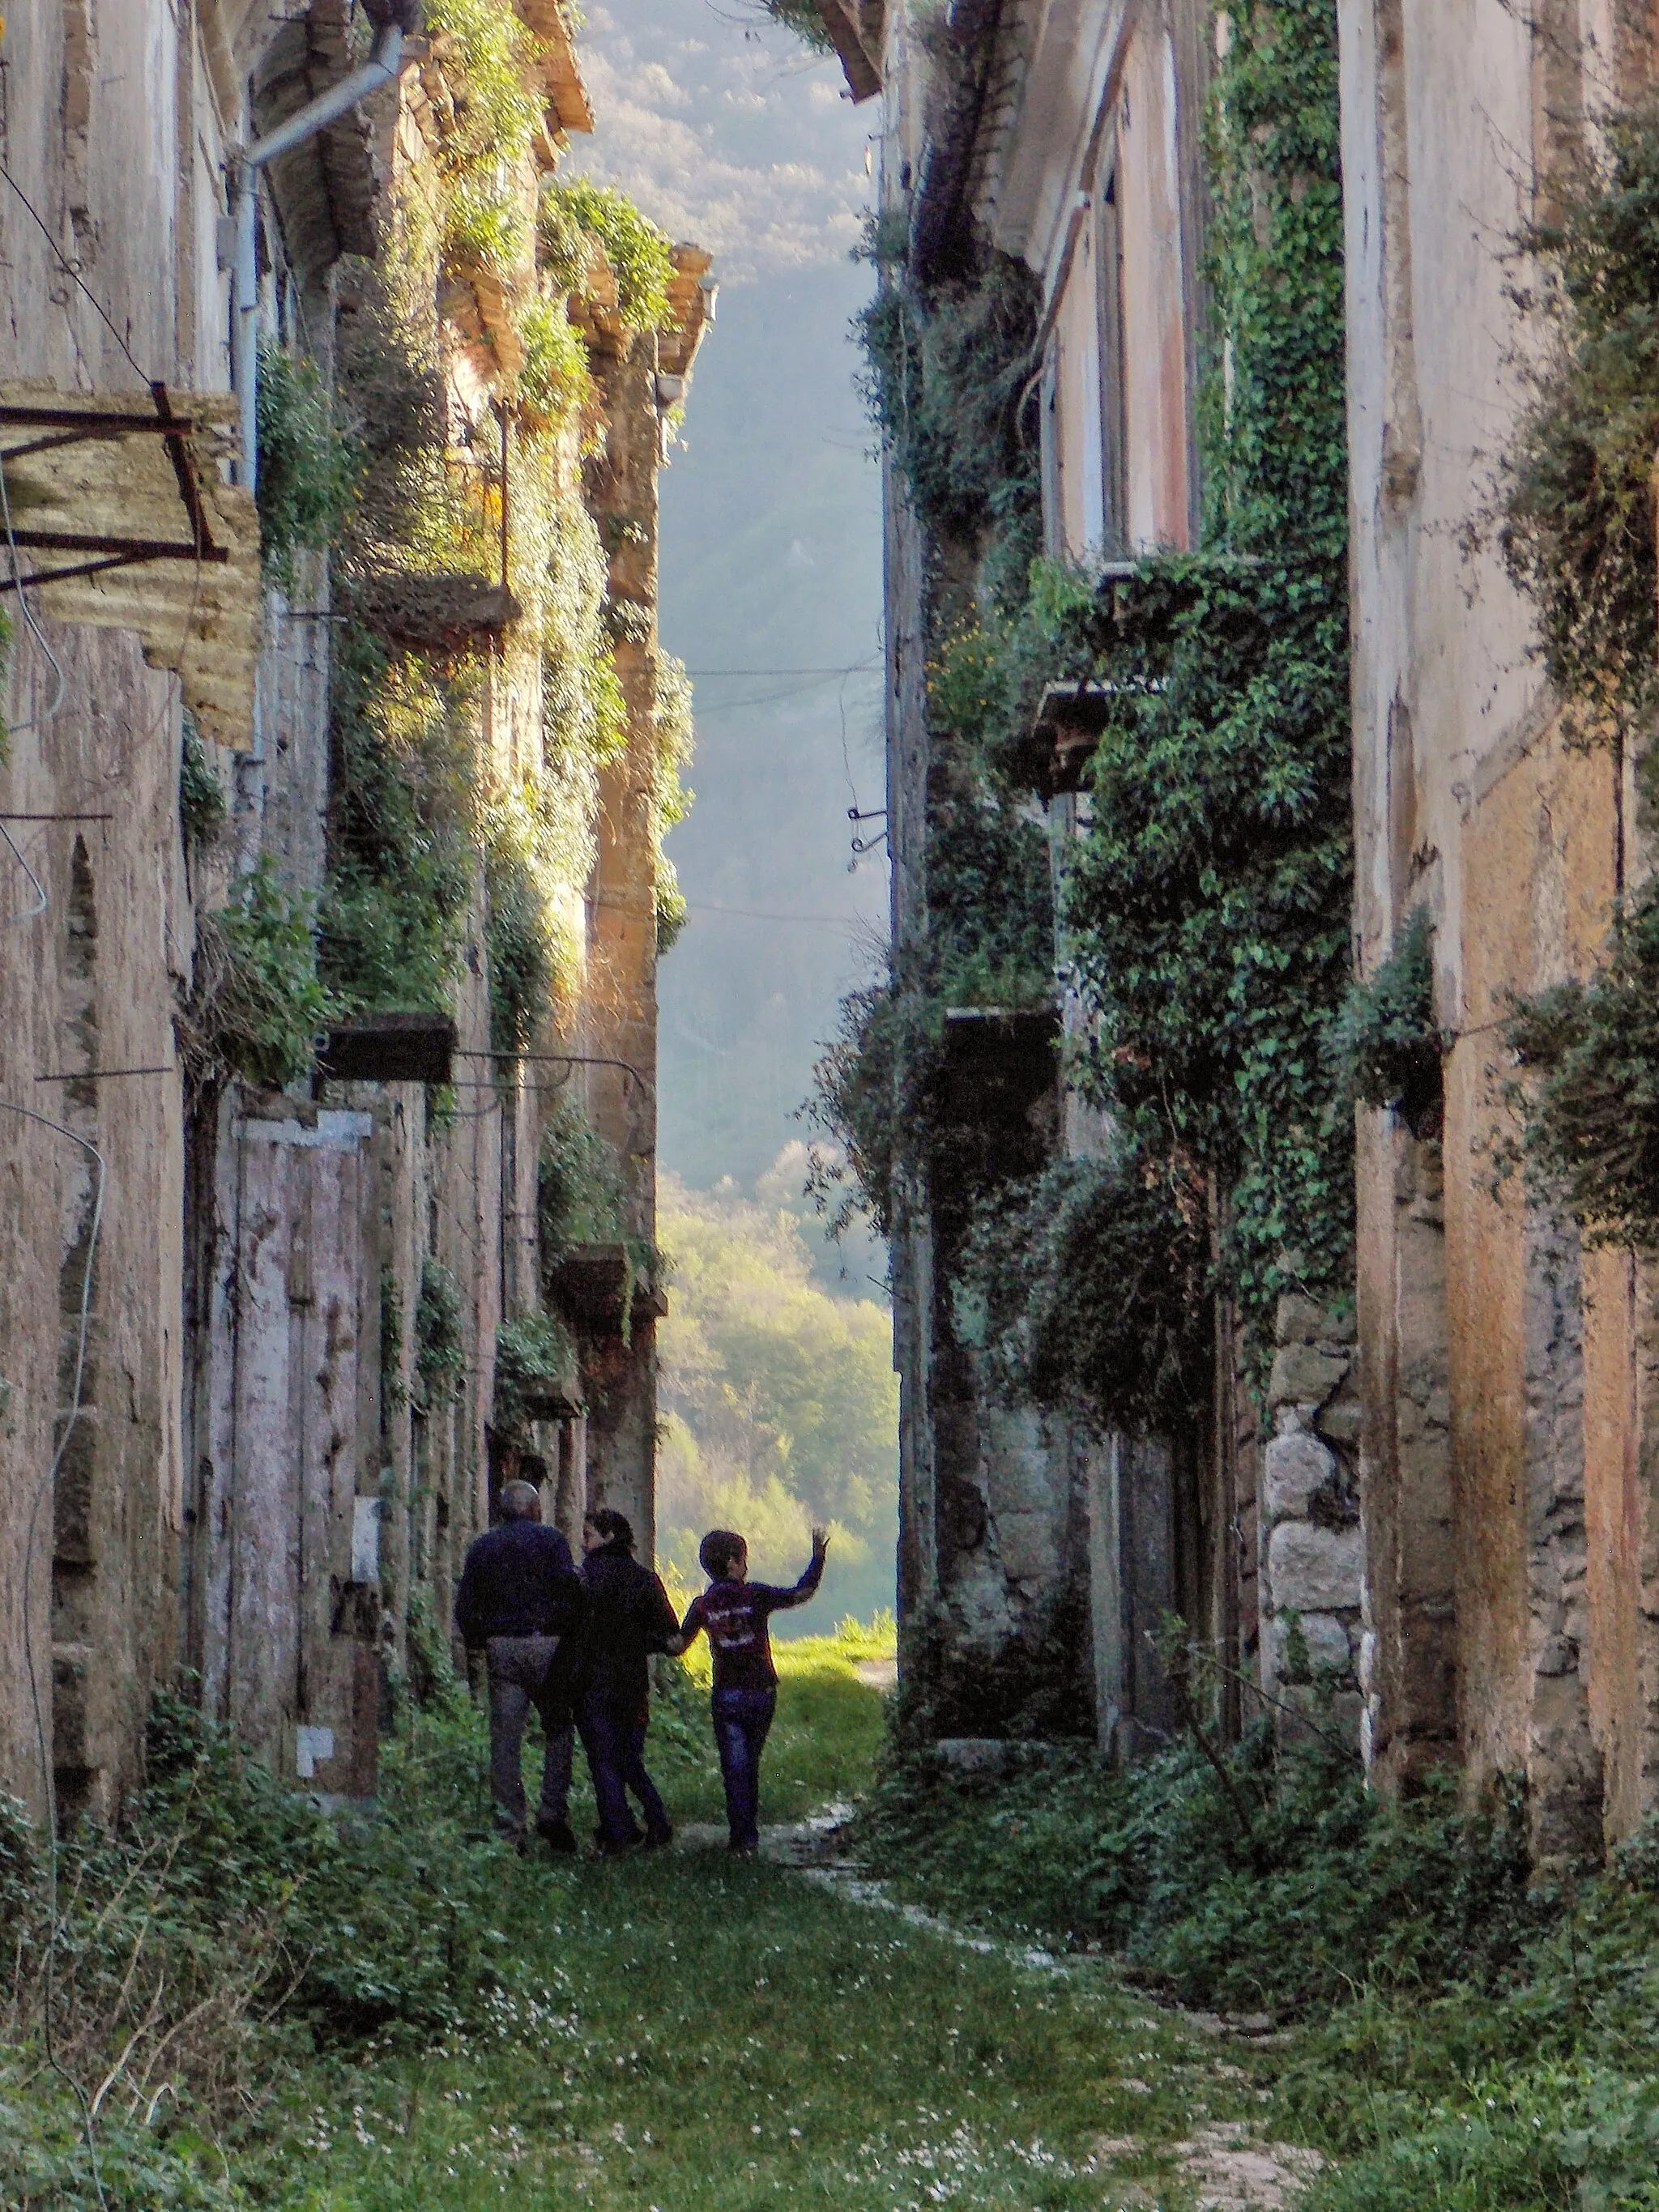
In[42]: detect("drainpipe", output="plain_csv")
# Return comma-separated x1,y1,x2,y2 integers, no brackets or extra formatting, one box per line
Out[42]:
230,21,404,493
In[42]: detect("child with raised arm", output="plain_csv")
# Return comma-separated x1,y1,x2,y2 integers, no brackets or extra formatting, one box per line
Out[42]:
678,1525,829,1853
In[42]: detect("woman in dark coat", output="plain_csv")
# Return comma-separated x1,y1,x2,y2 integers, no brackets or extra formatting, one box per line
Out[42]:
574,1508,682,1854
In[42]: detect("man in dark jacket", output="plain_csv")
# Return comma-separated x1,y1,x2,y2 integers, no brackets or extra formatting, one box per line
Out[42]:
454,1479,585,1853
574,1509,681,1855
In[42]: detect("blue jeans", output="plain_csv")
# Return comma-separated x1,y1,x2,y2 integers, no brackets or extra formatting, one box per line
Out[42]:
711,1686,776,1850
577,1695,670,1848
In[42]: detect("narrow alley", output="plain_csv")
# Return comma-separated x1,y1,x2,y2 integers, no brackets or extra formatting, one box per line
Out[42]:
10,0,1659,2207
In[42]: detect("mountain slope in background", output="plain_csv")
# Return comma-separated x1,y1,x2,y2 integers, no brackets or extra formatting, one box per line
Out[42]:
571,1,887,1197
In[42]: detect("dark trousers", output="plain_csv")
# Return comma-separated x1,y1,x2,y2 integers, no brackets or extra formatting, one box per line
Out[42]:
485,1634,573,1842
711,1686,776,1850
578,1694,670,1848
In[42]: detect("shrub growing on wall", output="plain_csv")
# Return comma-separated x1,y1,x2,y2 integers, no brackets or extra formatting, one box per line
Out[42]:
1502,101,1659,744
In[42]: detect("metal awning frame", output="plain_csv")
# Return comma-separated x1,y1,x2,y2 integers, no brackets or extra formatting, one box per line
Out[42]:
0,383,231,595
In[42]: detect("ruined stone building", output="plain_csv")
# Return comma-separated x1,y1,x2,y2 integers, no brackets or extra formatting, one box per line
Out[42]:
1,1,706,1822
849,0,1659,1863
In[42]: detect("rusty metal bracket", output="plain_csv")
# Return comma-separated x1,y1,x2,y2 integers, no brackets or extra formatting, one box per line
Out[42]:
0,383,229,595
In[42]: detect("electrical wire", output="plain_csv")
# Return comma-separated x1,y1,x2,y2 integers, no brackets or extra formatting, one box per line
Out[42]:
0,160,151,382
1,1097,109,2212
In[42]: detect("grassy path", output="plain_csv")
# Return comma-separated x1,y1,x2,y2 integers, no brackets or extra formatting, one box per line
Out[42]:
259,1641,1269,2211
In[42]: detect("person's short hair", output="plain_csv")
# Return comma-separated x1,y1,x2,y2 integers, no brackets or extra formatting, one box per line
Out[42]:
518,1452,549,1486
699,1528,745,1579
586,1507,634,1552
500,1479,541,1521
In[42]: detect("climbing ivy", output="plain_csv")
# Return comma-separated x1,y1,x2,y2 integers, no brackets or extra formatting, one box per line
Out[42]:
178,710,227,850
1060,0,1352,1351
414,1257,467,1410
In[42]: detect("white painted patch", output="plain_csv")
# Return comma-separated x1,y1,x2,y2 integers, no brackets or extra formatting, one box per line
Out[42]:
295,1724,335,1779
352,1495,382,1584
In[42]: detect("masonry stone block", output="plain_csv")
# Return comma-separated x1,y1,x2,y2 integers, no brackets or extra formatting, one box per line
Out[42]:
1270,1609,1353,1679
1262,1430,1335,1524
1268,1519,1363,1613
1268,1341,1351,1407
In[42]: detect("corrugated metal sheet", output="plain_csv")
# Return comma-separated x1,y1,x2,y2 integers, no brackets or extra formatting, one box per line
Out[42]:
0,381,262,749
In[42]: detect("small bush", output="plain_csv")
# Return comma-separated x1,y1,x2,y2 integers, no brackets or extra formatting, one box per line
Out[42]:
177,710,226,850
179,859,335,1093
443,176,527,278
1501,100,1659,742
537,1097,626,1256
539,179,674,330
1501,878,1659,1249
255,343,359,594
494,1310,580,1442
864,1726,1542,2012
1329,905,1444,1137
484,816,557,1052
515,288,592,427
959,1145,1214,1436
415,1255,466,1409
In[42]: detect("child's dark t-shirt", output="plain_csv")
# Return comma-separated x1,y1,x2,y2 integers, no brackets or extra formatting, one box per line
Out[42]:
680,1555,824,1692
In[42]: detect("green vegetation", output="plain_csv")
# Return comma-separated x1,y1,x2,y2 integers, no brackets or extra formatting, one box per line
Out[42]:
321,631,473,1017
424,0,544,282
178,859,335,1093
484,798,559,1052
493,1308,580,1443
1495,100,1659,1257
1501,886,1659,1248
539,179,675,330
1330,906,1444,1138
1501,100,1659,744
867,1722,1659,2212
537,1095,628,1252
254,343,359,594
822,0,1353,1387
658,1171,898,1625
177,710,226,850
414,1256,467,1409
958,1146,1213,1438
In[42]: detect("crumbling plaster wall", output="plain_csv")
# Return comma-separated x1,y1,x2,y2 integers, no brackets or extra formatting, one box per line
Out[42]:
0,0,241,1819
1341,0,1659,1848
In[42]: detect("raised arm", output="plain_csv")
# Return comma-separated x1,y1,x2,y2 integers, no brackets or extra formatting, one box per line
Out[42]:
757,1527,830,1615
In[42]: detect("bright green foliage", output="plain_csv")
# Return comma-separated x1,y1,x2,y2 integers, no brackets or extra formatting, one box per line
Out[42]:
1503,101,1659,742
441,176,528,277
177,710,227,849
959,1148,1213,1437
537,1096,627,1254
514,288,593,427
539,179,674,330
1329,906,1443,1133
657,1172,899,1623
319,629,472,1016
424,0,545,187
415,1255,466,1409
1502,880,1659,1249
493,1309,579,1442
1058,0,1352,1349
755,0,835,53
254,344,359,594
483,802,557,1053
183,859,335,1092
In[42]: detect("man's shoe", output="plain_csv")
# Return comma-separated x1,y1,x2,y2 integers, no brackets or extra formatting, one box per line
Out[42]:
536,1818,578,1855
595,1831,644,1859
642,1823,673,1852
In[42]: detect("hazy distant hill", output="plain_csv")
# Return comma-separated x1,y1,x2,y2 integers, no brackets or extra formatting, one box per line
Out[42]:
571,2,887,1196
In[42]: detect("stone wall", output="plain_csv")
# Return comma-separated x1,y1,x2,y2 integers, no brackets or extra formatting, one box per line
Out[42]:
1260,1293,1363,1733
